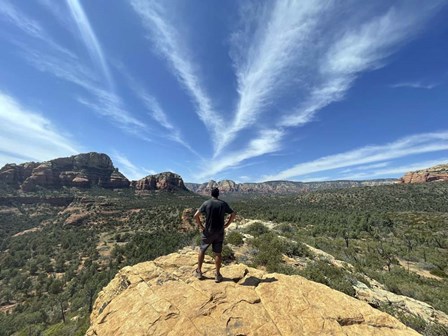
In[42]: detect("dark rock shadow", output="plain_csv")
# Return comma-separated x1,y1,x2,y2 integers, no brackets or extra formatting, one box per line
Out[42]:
239,276,278,287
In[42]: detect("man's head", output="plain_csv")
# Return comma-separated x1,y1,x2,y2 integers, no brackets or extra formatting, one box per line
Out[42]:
211,187,219,198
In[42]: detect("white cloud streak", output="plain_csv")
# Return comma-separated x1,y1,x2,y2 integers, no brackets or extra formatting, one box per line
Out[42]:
197,129,284,180
0,0,75,58
209,1,443,178
340,162,390,174
279,4,441,128
2,1,146,136
0,92,79,167
66,0,113,87
220,0,331,155
262,131,448,181
130,0,223,145
390,81,439,89
339,158,448,180
111,151,154,181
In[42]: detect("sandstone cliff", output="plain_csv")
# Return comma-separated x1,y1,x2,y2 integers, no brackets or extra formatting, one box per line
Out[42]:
400,164,448,184
0,152,130,191
186,179,397,195
87,249,418,336
133,172,188,192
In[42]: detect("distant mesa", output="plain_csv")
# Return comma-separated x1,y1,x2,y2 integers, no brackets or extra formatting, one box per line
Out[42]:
0,152,188,192
186,178,396,195
400,164,448,184
132,172,188,192
0,152,129,192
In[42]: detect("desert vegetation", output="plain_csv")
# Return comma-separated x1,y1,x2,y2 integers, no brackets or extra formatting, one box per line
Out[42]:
0,182,447,335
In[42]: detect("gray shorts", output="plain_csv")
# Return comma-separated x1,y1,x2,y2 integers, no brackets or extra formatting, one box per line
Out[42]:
200,231,224,253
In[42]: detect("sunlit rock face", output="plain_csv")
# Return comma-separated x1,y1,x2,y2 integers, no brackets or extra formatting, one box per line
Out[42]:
0,152,130,191
87,248,418,336
133,172,188,191
400,164,448,184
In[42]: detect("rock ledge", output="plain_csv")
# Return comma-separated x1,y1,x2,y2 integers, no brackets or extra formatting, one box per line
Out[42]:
87,249,418,336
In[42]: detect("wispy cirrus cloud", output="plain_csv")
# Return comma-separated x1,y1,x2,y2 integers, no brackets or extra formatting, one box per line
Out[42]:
207,1,444,177
197,129,284,180
66,0,113,87
390,81,440,89
111,151,154,181
340,162,391,174
130,0,223,145
220,0,330,155
3,1,147,136
339,158,448,180
0,91,79,166
279,3,442,128
120,69,201,156
262,131,448,181
0,0,75,58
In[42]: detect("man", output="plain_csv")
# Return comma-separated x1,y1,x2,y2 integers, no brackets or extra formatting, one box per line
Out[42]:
194,187,236,283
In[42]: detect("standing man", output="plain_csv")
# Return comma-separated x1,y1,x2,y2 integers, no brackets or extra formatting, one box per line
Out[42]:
194,187,236,283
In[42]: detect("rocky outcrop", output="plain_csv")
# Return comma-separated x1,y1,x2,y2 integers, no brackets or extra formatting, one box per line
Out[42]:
0,153,130,191
180,208,196,232
133,172,188,192
400,164,448,184
87,249,418,336
186,179,397,195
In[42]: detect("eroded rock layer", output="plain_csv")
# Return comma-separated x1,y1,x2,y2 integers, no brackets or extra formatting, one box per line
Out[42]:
133,172,188,191
87,249,418,336
400,164,448,183
0,152,129,191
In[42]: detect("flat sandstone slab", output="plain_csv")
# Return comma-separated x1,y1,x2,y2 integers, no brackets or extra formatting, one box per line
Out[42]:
87,249,419,336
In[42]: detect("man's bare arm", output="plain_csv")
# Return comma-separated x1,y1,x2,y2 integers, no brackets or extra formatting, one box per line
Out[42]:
194,210,205,231
224,212,236,228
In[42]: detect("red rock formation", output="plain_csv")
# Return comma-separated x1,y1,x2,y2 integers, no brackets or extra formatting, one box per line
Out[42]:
0,152,130,191
400,164,448,184
134,172,187,191
185,178,397,195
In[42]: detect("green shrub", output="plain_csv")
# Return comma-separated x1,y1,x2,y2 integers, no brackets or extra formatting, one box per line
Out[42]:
429,268,448,278
226,231,244,246
250,232,284,272
276,223,296,237
244,222,269,237
284,240,312,258
299,261,356,297
396,313,427,334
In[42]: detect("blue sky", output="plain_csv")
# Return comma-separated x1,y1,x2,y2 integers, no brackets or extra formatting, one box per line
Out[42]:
0,0,447,183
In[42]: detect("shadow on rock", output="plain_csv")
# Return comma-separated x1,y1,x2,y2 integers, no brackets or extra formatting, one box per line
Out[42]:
240,276,277,287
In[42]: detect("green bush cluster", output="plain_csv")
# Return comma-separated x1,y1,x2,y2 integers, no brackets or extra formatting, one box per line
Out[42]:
226,231,244,246
299,260,356,297
244,221,270,237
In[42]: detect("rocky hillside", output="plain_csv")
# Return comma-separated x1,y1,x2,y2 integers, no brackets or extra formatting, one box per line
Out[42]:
400,164,448,183
186,179,397,195
0,152,129,191
0,153,190,192
87,249,418,336
132,172,188,192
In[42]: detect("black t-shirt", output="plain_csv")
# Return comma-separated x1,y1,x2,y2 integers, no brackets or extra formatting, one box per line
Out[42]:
199,198,234,234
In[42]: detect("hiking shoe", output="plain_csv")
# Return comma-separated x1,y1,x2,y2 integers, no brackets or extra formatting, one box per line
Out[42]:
215,273,223,283
195,269,203,280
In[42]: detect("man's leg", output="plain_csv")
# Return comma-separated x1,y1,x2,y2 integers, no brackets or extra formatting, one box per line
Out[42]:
214,252,222,275
197,249,206,273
